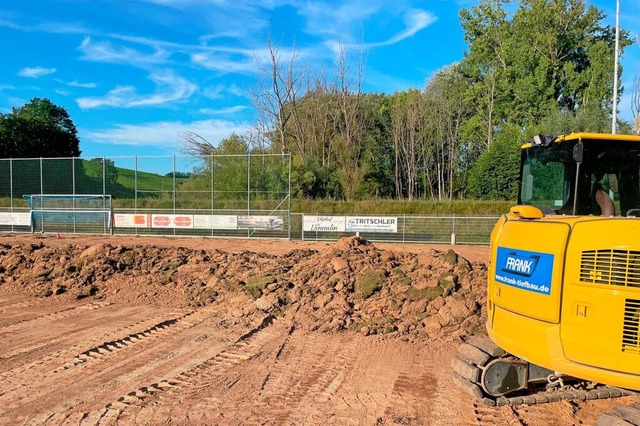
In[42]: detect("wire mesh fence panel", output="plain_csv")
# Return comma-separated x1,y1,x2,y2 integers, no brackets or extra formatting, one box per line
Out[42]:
452,216,501,244
42,158,75,195
0,160,11,204
0,155,500,243
107,157,136,208
300,215,500,244
9,159,40,206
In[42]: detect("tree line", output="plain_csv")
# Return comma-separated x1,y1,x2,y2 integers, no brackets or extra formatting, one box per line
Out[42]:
3,0,639,202
184,0,636,202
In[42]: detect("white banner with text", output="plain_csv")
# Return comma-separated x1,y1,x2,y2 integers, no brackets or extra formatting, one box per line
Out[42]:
303,215,346,232
0,212,32,226
193,215,238,230
346,216,398,233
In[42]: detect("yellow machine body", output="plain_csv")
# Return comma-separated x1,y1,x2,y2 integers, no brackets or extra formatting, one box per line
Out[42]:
486,133,640,392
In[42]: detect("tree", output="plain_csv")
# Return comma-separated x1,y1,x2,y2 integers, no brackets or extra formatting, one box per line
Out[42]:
467,125,523,200
249,35,305,154
389,90,426,200
459,0,629,140
332,41,370,200
0,98,81,158
84,158,119,186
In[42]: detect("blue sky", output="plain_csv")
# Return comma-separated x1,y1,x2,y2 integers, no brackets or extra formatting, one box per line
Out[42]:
1,0,639,165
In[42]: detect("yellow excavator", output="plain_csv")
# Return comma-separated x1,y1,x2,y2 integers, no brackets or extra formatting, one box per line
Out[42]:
452,132,640,423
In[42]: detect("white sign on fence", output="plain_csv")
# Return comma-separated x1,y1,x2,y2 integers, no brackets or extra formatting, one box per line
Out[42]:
0,212,31,226
113,213,151,228
150,214,194,229
193,215,238,230
237,215,284,230
303,215,346,232
346,216,398,233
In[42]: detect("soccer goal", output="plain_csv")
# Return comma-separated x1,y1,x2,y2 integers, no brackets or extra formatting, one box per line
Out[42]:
23,194,112,234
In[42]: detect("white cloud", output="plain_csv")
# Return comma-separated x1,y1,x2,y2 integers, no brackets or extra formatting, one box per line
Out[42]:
76,70,197,109
325,8,436,53
298,0,383,37
202,84,225,99
199,105,248,115
18,67,57,78
201,83,247,100
55,89,71,96
68,80,98,88
79,36,170,67
82,118,251,148
191,51,256,74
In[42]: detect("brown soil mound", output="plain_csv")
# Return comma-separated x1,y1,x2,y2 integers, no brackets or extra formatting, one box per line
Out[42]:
0,236,487,342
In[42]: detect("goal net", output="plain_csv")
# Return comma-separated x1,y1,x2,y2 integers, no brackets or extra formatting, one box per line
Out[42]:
24,194,112,232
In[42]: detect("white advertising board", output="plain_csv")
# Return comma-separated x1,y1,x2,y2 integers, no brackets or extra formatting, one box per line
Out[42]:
193,215,238,230
151,214,194,229
113,213,151,228
345,216,398,233
0,212,31,226
303,215,346,232
237,215,284,230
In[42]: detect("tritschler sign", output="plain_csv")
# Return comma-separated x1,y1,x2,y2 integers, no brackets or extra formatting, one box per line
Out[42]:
346,216,397,233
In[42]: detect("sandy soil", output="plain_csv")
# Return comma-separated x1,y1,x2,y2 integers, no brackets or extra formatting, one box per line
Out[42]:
0,234,634,425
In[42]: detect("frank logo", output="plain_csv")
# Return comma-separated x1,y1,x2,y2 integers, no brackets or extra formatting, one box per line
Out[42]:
501,252,540,277
495,247,553,295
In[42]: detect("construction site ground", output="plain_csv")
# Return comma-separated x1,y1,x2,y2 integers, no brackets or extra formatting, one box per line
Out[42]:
0,234,634,425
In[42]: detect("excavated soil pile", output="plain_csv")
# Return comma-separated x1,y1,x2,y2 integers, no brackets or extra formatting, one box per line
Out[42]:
0,237,487,342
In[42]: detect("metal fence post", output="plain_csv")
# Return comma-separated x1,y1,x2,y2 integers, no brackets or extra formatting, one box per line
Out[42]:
451,215,456,245
9,158,13,211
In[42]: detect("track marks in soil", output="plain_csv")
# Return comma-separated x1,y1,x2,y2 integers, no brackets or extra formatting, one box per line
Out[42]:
89,315,285,425
0,301,111,336
56,315,189,371
0,303,235,424
0,310,191,399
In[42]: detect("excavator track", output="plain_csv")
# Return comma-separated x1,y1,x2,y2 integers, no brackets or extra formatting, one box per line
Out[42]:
594,403,640,425
452,336,629,407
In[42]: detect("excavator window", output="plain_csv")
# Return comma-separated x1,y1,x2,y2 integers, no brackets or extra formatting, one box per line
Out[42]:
519,138,640,216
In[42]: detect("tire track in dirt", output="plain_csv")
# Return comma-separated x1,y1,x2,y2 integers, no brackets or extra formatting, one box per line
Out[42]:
284,337,362,425
0,303,234,424
380,355,437,425
239,332,362,425
82,315,284,425
0,301,112,336
0,296,43,312
0,310,188,396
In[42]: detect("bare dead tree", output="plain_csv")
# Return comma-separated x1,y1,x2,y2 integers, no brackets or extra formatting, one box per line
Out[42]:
179,131,216,156
332,40,369,200
288,70,337,164
249,35,305,154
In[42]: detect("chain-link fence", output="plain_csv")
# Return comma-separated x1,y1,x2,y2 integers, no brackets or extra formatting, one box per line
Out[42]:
296,214,499,245
0,154,292,213
0,155,499,244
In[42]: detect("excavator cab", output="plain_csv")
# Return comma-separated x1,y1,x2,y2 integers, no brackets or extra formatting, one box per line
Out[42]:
452,133,640,408
520,134,640,217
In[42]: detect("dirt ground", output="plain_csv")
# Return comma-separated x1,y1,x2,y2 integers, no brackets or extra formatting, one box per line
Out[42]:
0,233,634,425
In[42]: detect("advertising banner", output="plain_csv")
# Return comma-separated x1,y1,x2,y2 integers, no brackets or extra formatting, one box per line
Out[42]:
237,215,284,230
345,216,398,233
151,214,194,229
0,212,31,226
303,215,346,232
113,213,151,228
494,246,554,295
193,215,238,230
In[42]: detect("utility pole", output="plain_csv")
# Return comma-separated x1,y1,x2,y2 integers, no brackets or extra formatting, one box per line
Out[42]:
612,0,620,134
